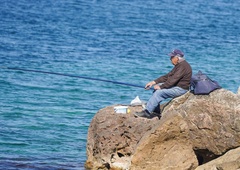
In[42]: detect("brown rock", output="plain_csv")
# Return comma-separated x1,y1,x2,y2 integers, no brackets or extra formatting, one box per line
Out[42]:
167,89,240,157
131,113,198,170
85,105,159,169
86,89,240,170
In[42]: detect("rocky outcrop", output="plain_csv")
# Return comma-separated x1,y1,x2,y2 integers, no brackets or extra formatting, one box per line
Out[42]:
85,105,160,169
85,89,240,170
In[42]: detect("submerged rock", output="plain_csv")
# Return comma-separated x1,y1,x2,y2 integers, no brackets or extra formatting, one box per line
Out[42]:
85,89,240,170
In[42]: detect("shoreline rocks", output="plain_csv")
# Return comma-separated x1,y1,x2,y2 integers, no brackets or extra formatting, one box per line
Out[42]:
85,105,159,169
85,88,240,170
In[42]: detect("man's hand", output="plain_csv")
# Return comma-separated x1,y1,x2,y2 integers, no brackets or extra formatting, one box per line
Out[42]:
154,85,161,90
145,81,156,90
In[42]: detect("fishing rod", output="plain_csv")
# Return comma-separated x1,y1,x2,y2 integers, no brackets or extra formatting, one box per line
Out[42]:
1,66,147,89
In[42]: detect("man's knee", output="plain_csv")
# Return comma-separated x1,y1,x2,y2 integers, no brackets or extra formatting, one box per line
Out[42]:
152,89,167,98
154,89,168,94
153,89,162,96
153,88,176,99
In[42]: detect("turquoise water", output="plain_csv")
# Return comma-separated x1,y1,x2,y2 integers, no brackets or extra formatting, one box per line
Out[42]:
0,0,239,169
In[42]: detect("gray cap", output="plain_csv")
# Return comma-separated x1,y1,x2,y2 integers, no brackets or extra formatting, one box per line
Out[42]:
168,49,184,57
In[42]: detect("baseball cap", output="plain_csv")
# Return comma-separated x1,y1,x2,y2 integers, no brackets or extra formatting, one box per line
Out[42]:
168,49,184,57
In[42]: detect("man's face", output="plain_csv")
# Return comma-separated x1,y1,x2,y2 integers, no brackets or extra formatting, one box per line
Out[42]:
170,56,179,65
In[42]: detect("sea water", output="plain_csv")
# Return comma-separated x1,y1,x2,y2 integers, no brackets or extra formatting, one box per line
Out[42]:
0,0,239,169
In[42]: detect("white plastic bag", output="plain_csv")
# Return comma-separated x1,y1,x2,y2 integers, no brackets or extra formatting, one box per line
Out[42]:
130,96,145,106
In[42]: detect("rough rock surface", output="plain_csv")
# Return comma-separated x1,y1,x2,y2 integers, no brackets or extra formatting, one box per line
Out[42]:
85,105,160,169
85,89,240,170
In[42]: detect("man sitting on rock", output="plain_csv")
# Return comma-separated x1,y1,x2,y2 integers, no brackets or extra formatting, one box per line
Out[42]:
135,49,192,119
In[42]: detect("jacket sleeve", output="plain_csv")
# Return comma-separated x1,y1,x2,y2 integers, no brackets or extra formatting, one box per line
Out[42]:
154,72,169,84
159,66,185,89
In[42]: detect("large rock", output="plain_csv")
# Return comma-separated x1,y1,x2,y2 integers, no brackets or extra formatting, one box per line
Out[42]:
85,89,240,170
85,105,160,169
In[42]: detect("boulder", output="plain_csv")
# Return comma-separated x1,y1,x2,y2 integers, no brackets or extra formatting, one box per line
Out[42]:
85,89,240,170
85,105,160,169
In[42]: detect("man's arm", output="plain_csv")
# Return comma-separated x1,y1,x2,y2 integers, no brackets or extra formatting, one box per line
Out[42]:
159,66,184,89
154,73,169,84
145,72,170,90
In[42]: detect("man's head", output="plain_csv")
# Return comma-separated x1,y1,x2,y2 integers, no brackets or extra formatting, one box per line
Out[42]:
168,49,184,65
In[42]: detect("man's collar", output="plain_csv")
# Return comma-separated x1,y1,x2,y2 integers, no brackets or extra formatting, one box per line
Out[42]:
178,57,185,63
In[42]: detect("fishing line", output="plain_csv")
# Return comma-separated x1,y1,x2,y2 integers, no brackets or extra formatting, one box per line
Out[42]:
1,66,146,89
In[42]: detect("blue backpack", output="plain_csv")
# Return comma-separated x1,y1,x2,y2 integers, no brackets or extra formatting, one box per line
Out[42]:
190,71,221,95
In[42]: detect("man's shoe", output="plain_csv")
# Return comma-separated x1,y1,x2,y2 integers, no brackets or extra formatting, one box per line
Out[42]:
152,112,161,120
134,109,151,118
134,110,159,119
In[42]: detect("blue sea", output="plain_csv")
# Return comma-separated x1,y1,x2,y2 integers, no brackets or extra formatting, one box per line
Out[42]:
0,0,239,169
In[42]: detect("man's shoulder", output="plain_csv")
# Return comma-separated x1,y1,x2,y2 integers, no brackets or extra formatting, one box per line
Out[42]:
177,60,190,66
181,60,191,67
182,60,189,64
178,60,192,73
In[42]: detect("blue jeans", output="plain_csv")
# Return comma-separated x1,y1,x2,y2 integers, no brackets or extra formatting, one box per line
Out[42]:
146,86,188,113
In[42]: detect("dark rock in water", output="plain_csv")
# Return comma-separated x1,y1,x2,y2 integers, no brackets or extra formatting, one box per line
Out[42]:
85,89,240,170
